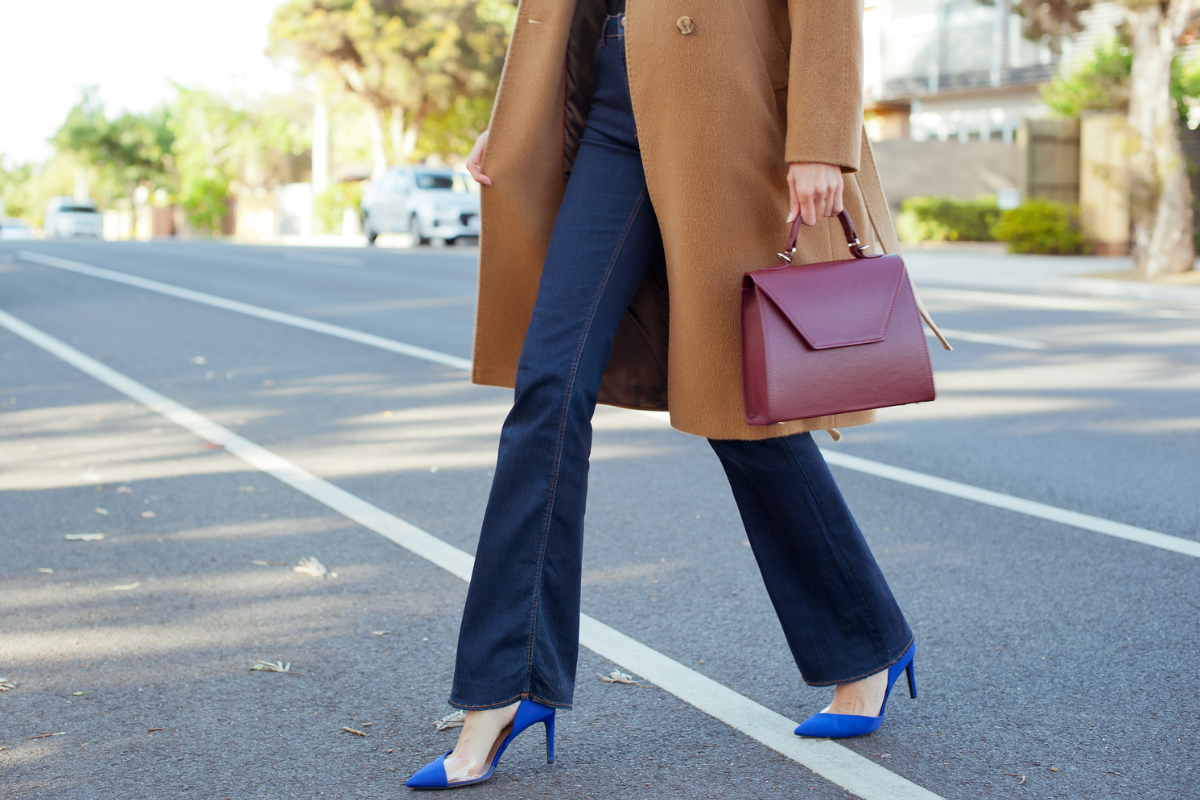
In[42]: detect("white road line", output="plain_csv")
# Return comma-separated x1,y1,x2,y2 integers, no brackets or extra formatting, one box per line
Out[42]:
925,328,1046,350
20,251,1199,560
637,411,1200,561
0,306,941,800
818,451,1200,559
17,251,471,371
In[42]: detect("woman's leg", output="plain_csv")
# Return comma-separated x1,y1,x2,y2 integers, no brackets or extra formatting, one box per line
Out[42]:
451,160,661,716
435,16,654,781
441,132,661,778
708,432,913,708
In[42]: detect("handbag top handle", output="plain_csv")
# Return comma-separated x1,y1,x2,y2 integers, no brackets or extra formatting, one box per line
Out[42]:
781,209,871,264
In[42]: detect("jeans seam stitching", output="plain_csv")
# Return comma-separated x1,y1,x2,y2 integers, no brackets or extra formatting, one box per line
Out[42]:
781,435,891,667
448,692,573,711
520,186,649,695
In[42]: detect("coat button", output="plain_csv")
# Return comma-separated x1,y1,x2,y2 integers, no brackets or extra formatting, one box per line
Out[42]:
676,16,695,34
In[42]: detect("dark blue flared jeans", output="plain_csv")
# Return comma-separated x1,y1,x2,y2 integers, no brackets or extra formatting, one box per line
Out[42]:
450,15,912,711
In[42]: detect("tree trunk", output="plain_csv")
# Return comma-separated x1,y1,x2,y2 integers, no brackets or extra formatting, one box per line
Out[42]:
402,116,422,162
1126,0,1198,276
365,104,388,179
388,108,405,164
392,105,424,162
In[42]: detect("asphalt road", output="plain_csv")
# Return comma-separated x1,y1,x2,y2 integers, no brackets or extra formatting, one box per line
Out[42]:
1,239,1197,800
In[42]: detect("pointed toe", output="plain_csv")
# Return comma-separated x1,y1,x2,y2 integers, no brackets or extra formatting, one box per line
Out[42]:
406,752,451,789
794,712,883,739
405,701,556,790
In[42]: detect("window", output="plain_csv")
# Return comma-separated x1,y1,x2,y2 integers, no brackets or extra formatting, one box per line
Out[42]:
414,173,459,191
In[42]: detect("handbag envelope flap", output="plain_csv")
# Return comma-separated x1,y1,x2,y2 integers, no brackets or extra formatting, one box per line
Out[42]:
748,254,907,350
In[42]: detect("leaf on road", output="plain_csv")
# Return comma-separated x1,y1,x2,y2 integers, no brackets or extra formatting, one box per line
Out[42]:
191,356,206,365
140,511,156,519
0,677,16,691
250,660,303,675
371,631,390,636
342,726,367,737
598,670,648,687
238,486,262,492
205,443,225,450
251,559,286,567
36,568,53,574
104,582,140,591
65,533,105,541
116,486,133,494
27,732,66,740
293,557,328,578
435,711,466,731
147,727,164,732
95,508,109,515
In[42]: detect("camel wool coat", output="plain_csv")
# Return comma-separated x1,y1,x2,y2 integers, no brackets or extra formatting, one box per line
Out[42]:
471,0,950,440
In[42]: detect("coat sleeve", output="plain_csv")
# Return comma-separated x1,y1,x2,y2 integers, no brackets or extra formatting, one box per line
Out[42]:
784,0,865,173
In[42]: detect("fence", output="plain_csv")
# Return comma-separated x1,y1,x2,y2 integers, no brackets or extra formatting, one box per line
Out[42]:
1018,118,1081,205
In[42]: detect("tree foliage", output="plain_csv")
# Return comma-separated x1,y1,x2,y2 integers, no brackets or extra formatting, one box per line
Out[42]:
268,0,515,167
169,87,311,234
0,159,35,220
1041,39,1200,119
51,88,174,204
43,86,312,235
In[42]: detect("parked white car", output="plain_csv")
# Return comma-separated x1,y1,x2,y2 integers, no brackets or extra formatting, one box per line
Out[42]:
0,218,36,239
44,196,102,239
360,167,480,246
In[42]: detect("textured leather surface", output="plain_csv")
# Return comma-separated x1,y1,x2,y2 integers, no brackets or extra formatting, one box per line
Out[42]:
751,254,905,349
741,252,935,425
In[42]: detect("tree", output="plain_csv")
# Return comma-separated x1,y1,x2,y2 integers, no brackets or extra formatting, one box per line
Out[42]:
170,86,312,234
1011,0,1200,275
0,159,34,220
51,88,175,205
268,0,514,175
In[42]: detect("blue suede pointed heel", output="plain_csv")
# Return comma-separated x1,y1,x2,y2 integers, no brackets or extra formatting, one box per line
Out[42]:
794,641,917,739
406,700,555,789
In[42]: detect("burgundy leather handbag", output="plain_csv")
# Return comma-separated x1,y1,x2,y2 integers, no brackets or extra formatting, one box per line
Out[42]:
740,210,935,425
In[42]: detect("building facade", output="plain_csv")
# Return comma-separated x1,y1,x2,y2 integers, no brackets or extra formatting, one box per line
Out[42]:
864,0,1126,142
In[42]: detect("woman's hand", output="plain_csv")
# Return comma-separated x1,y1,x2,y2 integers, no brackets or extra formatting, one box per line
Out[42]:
465,129,492,186
787,162,843,226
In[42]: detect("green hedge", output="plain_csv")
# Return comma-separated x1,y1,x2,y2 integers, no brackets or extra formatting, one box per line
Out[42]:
990,198,1085,255
896,196,1000,242
314,181,364,235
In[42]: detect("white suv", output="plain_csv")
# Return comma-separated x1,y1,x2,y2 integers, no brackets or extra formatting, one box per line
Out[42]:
44,196,102,239
360,167,480,246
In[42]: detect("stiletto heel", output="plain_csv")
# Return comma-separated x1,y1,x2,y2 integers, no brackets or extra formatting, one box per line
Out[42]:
794,641,917,739
406,699,556,789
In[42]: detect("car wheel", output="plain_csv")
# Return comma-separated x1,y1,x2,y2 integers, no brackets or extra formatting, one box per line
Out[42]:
409,215,430,246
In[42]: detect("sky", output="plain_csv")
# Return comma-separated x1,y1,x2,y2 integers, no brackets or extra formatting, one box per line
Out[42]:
1,0,298,164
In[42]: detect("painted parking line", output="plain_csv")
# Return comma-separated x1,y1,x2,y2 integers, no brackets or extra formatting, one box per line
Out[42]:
17,251,471,370
18,250,1199,560
628,409,1200,560
0,306,941,800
